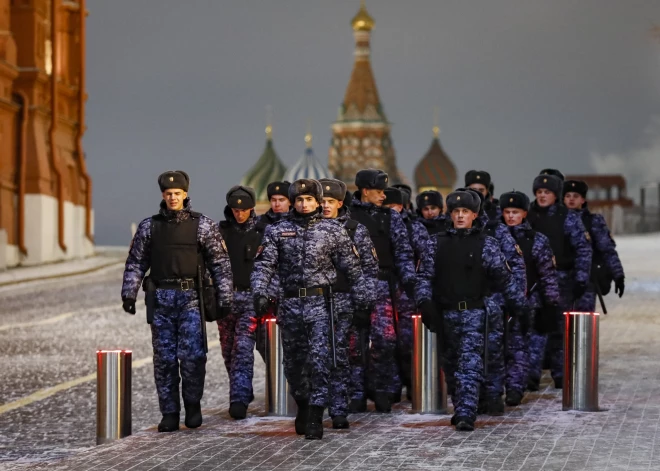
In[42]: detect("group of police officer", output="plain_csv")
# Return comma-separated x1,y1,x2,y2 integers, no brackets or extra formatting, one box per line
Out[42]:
121,165,625,438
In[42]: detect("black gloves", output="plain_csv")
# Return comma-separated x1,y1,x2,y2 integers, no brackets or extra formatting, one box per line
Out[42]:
217,305,232,320
419,300,437,333
122,298,136,315
614,277,625,298
352,310,371,329
572,282,587,300
253,296,270,317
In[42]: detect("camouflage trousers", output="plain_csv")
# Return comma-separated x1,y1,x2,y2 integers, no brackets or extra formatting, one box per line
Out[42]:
328,293,353,418
546,270,575,382
151,289,206,415
216,290,257,406
481,297,505,400
505,316,529,395
396,288,415,395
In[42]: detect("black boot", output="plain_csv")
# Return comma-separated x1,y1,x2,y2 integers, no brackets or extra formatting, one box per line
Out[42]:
389,389,402,404
158,413,180,432
554,377,563,389
450,414,457,426
373,392,391,413
229,402,247,420
184,402,203,429
349,398,367,413
455,416,475,431
294,399,308,435
527,377,540,392
487,396,504,416
477,397,488,415
505,391,524,407
305,405,325,440
332,416,349,429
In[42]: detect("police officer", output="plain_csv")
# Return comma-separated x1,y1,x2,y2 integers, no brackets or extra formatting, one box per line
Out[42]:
349,169,418,413
416,190,446,235
416,189,526,431
391,183,415,216
319,178,378,429
500,191,560,399
251,179,374,440
121,171,233,432
527,174,592,389
465,170,501,221
563,180,625,311
217,186,266,420
384,186,430,401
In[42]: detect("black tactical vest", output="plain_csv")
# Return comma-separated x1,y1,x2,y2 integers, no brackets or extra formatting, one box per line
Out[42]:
512,228,539,290
527,205,575,270
334,219,359,293
150,213,200,281
422,219,445,236
219,221,265,290
433,231,489,304
350,205,393,270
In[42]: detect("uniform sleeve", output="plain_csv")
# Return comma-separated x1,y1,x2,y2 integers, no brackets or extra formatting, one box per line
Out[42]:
496,225,527,295
565,211,593,285
251,226,279,299
121,218,151,301
332,228,374,309
355,225,379,281
199,216,234,306
412,221,431,272
591,214,624,280
482,236,526,310
389,211,417,287
415,236,436,304
534,233,560,305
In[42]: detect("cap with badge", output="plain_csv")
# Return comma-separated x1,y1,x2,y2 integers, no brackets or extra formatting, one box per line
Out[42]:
499,190,530,211
355,169,389,190
446,189,481,213
226,185,256,209
464,170,491,188
267,181,291,200
158,170,190,192
318,178,347,201
289,178,323,203
563,180,588,198
533,174,563,198
416,190,443,209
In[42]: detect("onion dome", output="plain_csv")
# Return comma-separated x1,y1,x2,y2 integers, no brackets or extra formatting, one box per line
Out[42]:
284,130,332,182
414,125,457,193
352,0,375,32
241,124,287,202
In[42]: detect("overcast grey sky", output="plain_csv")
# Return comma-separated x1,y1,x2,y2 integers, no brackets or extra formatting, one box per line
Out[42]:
86,0,660,244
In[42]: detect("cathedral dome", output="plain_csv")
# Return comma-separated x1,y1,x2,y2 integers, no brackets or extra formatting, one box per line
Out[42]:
351,1,375,32
285,131,331,182
241,126,287,202
414,126,457,192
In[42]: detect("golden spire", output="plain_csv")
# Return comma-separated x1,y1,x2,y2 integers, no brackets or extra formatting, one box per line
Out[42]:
304,118,312,148
433,106,440,138
265,105,273,139
352,0,375,32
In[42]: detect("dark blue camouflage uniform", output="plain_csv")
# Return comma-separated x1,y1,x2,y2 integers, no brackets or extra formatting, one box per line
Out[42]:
507,220,560,390
251,209,373,408
350,198,418,398
417,226,526,421
122,200,233,414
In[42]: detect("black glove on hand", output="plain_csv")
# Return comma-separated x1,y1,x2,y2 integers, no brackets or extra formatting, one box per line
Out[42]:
122,298,136,315
615,277,625,298
218,305,232,320
253,296,270,317
352,310,371,329
419,300,438,333
572,282,587,300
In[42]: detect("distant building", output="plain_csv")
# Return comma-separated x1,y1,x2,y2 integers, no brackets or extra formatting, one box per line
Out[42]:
0,0,93,268
284,129,332,183
564,174,634,209
414,124,457,198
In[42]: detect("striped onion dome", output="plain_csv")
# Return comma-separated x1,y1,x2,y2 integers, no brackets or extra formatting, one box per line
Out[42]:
414,127,457,191
241,126,287,202
284,132,332,182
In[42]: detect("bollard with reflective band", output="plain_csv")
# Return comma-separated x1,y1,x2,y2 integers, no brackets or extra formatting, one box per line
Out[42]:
412,315,447,414
265,318,297,417
563,312,599,411
96,350,132,445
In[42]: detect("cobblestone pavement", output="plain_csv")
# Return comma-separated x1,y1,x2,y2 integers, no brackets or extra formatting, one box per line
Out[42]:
0,234,659,470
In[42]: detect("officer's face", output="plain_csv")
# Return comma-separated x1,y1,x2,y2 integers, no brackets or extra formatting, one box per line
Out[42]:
321,197,343,219
362,188,386,206
503,208,527,226
270,195,290,214
162,189,187,211
231,208,252,224
295,195,319,214
564,192,585,209
384,203,403,213
535,188,557,208
422,205,441,219
468,183,488,197
451,208,477,229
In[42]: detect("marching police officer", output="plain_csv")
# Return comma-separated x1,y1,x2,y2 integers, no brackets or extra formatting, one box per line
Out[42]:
121,171,233,432
527,174,592,388
500,190,560,399
563,179,625,311
217,185,266,420
416,189,526,431
465,170,501,221
416,190,446,235
349,169,418,413
251,179,374,440
319,178,378,429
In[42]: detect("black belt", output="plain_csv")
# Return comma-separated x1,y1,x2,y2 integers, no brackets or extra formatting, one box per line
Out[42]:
440,299,485,312
284,286,327,298
155,278,197,290
233,286,251,292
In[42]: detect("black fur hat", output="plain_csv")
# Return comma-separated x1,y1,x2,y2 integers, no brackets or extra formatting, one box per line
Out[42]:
563,180,588,198
158,170,190,192
539,168,565,181
318,178,347,201
355,169,389,190
464,170,491,188
343,190,353,208
267,181,291,201
289,179,323,203
533,174,563,198
384,187,404,205
226,185,256,209
416,190,443,209
446,190,481,213
499,191,530,211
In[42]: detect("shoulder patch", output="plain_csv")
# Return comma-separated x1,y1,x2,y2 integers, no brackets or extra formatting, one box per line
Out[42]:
221,239,228,253
552,255,557,268
371,247,379,261
280,231,297,238
505,260,512,273
515,244,523,257
256,245,264,258
585,231,591,242
352,245,360,259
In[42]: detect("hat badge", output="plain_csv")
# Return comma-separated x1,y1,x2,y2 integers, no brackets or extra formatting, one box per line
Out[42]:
385,177,388,182
572,183,575,187
325,185,330,191
237,199,242,204
457,196,461,201
301,183,306,188
510,197,514,202
476,175,481,180
169,177,174,182
275,186,280,190
543,178,547,183
424,196,428,200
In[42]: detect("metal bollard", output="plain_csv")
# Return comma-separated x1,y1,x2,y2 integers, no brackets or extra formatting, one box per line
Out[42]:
96,350,132,445
563,312,599,411
265,318,297,417
412,315,447,414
